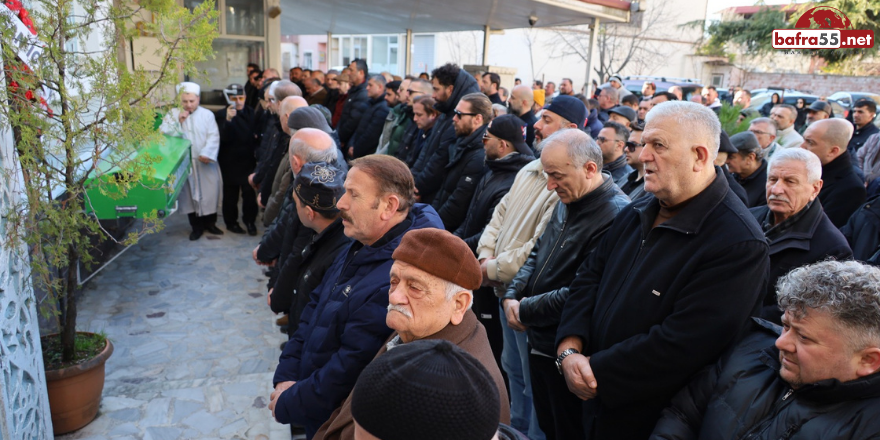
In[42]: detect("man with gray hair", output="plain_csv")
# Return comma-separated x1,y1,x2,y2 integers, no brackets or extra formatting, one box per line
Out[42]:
747,147,852,323
801,118,866,228
652,260,880,439
727,131,769,207
502,129,630,439
597,86,619,123
556,101,769,438
771,104,804,150
749,117,780,159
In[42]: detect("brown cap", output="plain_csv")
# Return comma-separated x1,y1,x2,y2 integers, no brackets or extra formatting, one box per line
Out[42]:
337,73,352,83
392,228,481,290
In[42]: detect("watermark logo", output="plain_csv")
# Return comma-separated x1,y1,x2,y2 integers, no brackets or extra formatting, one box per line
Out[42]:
772,7,874,49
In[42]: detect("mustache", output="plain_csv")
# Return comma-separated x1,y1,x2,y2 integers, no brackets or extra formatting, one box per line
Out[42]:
768,194,791,204
340,210,353,223
387,304,412,318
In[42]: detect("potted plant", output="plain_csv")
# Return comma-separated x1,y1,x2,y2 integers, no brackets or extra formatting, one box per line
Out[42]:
0,0,217,433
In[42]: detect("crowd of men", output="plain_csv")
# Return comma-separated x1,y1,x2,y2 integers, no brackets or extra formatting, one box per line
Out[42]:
160,59,880,440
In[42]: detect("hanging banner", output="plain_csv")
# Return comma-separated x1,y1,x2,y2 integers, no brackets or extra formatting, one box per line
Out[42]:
1,0,42,68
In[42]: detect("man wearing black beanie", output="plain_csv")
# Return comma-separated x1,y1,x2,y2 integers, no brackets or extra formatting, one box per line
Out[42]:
351,339,501,440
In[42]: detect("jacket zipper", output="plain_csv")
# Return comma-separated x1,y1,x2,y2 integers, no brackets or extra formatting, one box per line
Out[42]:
741,388,796,439
530,211,568,297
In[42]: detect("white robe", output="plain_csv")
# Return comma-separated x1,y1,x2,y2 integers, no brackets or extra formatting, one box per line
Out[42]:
160,106,222,217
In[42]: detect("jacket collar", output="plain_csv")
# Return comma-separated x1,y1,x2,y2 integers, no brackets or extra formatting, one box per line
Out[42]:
823,151,855,182
636,167,729,236
449,125,488,163
388,310,479,350
569,172,619,212
603,154,628,172
759,200,823,253
736,159,768,184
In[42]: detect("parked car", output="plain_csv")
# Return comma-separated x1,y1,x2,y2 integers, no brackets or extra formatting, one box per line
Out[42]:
620,76,704,101
826,92,880,128
749,91,849,124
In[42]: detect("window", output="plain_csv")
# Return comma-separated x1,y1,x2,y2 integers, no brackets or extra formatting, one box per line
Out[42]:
413,35,435,75
187,39,265,105
303,52,313,70
225,0,264,36
370,36,399,75
712,74,724,87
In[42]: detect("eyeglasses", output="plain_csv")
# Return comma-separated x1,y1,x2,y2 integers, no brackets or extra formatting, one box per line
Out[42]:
482,133,498,144
625,141,644,152
749,129,770,136
231,95,246,101
454,110,478,118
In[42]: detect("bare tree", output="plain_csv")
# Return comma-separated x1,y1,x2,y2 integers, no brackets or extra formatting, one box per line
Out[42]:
522,27,551,82
443,30,483,66
550,3,677,81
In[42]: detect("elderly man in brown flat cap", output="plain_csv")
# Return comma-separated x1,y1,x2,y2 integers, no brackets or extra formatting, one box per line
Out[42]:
314,228,511,440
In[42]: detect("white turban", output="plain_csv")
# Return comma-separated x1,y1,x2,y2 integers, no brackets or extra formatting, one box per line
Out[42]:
176,82,201,96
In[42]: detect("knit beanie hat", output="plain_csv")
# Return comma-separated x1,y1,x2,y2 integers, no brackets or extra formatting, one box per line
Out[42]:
392,228,481,290
544,95,587,129
351,339,500,440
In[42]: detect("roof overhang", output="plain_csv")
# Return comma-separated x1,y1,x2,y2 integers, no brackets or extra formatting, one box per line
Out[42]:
280,0,631,35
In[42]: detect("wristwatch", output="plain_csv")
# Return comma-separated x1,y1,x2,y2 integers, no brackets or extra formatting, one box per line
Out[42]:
556,348,579,375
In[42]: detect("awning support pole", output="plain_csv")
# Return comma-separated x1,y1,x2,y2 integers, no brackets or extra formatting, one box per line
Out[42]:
585,17,600,94
327,31,333,67
482,25,490,66
405,29,413,76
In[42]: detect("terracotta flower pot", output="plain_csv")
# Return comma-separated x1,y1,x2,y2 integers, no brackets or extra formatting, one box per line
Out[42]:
43,333,114,435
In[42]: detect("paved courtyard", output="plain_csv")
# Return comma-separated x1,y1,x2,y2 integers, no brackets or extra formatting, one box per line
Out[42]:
58,212,291,440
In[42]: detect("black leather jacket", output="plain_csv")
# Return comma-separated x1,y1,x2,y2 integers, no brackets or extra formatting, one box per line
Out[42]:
504,174,630,356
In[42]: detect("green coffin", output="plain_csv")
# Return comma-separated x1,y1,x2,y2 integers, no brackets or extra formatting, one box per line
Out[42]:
84,134,192,220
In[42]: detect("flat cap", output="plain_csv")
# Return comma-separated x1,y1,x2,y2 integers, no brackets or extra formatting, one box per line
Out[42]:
392,228,481,290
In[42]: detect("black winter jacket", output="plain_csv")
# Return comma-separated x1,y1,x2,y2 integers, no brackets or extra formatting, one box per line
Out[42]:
454,152,534,252
842,195,880,262
431,125,488,232
750,202,852,324
736,159,768,207
271,218,352,338
214,105,257,181
722,166,750,206
652,318,880,440
603,154,633,188
507,174,630,356
412,70,481,201
819,151,867,228
350,94,390,159
394,122,423,168
516,109,538,149
259,130,291,207
336,81,369,146
556,168,769,439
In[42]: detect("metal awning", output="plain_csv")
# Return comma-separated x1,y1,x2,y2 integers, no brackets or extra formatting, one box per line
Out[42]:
279,0,632,35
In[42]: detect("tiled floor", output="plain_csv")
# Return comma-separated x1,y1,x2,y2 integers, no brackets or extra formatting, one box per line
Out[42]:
57,212,291,440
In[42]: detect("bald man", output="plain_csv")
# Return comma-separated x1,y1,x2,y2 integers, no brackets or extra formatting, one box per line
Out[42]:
508,85,538,149
801,118,866,228
263,96,310,225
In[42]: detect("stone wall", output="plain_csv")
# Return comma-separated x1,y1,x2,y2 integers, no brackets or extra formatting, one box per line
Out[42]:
0,68,53,438
739,71,880,97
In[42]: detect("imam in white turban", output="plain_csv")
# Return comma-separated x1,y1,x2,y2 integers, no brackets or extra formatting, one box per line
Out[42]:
176,81,201,96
